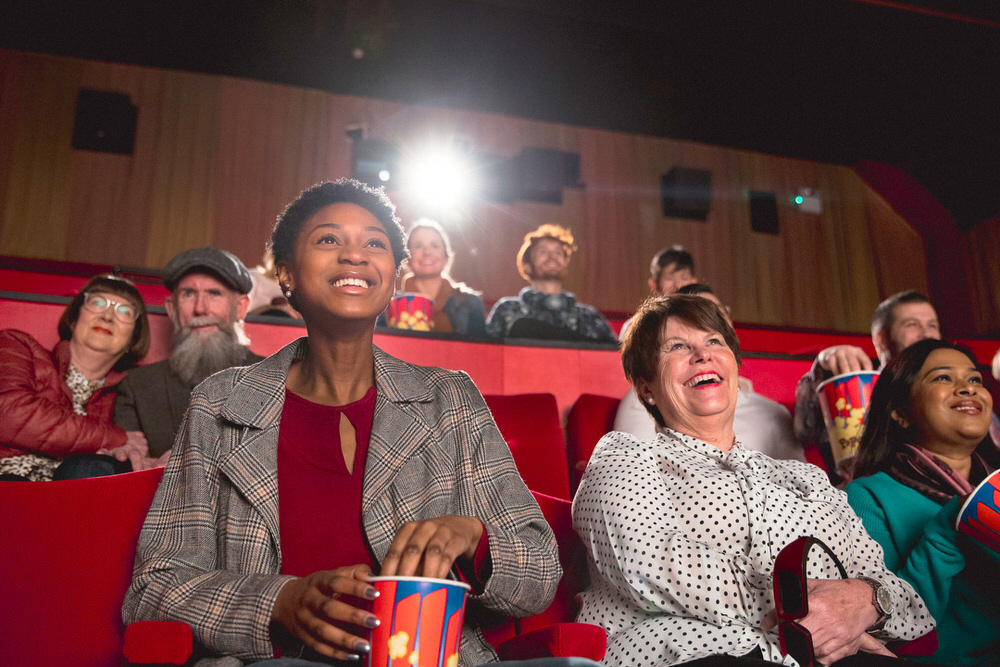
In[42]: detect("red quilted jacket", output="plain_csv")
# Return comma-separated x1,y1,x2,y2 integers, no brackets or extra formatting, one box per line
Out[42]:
0,329,128,460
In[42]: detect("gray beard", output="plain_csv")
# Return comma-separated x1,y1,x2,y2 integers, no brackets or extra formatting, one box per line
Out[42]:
169,316,246,387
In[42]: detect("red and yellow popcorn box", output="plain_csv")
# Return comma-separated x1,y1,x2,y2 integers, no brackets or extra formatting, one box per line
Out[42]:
368,576,469,667
816,371,879,475
387,294,434,332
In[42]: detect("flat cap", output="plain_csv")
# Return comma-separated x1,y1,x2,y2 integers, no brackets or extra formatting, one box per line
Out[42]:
162,247,253,294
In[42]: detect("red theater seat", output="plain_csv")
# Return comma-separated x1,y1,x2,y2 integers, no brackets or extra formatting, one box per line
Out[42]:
484,393,572,500
566,393,620,493
0,467,192,666
484,490,606,662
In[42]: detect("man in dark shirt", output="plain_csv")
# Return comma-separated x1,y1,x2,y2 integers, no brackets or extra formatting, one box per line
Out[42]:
486,224,615,343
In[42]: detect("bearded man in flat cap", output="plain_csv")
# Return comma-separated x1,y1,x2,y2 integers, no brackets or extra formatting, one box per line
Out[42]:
114,247,264,461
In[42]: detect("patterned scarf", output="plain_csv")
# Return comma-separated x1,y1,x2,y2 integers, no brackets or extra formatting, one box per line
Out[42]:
64,364,104,416
888,443,992,504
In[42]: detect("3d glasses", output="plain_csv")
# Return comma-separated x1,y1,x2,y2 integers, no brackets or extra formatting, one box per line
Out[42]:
772,536,847,667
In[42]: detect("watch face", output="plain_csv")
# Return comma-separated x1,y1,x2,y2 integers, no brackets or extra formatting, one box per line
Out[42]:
876,586,894,614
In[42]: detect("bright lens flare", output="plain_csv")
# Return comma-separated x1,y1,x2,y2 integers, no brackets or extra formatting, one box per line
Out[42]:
403,147,477,209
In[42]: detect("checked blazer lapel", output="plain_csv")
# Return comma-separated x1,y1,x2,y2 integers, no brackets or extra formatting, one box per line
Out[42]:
361,348,438,560
218,422,282,552
216,340,303,554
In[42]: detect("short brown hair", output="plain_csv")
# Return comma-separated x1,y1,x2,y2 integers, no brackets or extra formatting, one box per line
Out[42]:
516,224,577,281
650,245,694,280
58,274,150,370
621,294,741,426
870,290,934,340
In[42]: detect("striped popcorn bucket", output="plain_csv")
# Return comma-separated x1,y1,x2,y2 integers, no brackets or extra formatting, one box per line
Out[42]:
368,576,469,667
957,470,1000,554
815,371,879,475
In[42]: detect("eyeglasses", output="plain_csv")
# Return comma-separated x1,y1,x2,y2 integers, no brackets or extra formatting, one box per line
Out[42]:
773,536,847,667
81,292,140,323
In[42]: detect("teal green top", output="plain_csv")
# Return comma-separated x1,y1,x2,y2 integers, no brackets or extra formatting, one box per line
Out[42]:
846,471,1000,666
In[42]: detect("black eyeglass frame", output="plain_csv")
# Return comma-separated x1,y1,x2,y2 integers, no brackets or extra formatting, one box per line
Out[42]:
772,536,848,667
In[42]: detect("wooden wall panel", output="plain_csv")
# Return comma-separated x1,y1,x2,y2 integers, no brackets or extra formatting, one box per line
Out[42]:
69,60,164,265
143,71,221,268
0,52,81,259
0,48,972,333
208,81,375,266
862,178,930,303
964,217,1000,335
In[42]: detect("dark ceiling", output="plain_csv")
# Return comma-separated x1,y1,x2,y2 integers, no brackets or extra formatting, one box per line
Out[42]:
5,0,1000,230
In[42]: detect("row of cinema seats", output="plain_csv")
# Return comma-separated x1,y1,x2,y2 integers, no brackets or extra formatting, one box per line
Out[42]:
0,260,976,663
0,392,620,666
487,391,829,497
1,387,939,665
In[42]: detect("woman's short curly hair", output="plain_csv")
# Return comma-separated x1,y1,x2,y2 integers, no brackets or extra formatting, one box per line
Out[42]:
58,274,150,370
621,294,741,427
270,179,408,272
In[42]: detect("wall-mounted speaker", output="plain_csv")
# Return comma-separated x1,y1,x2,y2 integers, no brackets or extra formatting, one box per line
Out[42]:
517,147,581,204
661,167,711,220
72,89,137,155
748,190,779,234
350,137,399,189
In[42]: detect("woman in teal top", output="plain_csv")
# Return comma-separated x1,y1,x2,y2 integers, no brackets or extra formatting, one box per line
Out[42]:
846,339,1000,666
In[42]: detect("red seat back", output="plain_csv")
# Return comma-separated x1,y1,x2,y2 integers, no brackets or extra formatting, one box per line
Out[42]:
0,467,164,666
566,393,620,493
519,490,588,631
484,393,571,500
481,490,592,652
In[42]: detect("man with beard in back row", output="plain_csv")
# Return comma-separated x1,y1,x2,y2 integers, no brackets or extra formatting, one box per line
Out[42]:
113,247,264,460
486,224,616,343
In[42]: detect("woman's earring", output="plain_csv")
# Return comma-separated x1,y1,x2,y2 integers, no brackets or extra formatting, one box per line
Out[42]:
646,397,656,405
281,285,293,299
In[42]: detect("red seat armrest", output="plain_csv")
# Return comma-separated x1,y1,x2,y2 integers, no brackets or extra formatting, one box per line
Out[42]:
123,621,194,665
891,629,938,656
497,622,606,662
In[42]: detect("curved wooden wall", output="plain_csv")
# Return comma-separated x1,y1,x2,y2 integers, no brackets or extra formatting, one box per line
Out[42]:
964,216,1000,337
1,48,938,333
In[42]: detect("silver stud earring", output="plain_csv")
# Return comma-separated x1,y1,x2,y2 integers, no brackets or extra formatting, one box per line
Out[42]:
281,285,292,299
646,397,655,405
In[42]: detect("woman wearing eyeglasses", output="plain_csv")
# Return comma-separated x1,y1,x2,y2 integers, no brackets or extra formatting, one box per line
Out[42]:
572,295,935,666
846,339,1000,666
0,274,155,481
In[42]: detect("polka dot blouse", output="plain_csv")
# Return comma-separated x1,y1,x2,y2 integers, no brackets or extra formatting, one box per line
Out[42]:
571,428,934,666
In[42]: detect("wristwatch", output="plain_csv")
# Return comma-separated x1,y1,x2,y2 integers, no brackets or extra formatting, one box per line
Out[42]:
857,576,894,631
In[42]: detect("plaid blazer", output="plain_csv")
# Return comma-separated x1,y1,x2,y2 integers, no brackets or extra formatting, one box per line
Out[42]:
123,338,560,665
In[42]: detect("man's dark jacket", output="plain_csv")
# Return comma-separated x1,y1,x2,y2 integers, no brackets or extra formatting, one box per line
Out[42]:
113,350,264,457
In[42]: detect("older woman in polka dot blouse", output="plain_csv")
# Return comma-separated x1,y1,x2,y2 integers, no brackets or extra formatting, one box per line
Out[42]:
572,295,935,667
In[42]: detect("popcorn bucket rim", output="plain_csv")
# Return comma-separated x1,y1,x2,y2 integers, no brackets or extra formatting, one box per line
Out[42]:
815,370,881,394
955,468,1000,531
367,575,471,590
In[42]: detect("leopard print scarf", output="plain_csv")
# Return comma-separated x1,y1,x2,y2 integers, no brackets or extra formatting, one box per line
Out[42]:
64,364,104,416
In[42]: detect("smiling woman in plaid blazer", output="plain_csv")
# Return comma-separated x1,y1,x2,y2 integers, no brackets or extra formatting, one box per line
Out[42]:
123,179,568,667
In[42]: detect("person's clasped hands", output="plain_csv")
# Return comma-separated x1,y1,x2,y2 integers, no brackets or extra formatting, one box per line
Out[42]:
763,577,897,665
270,515,484,662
